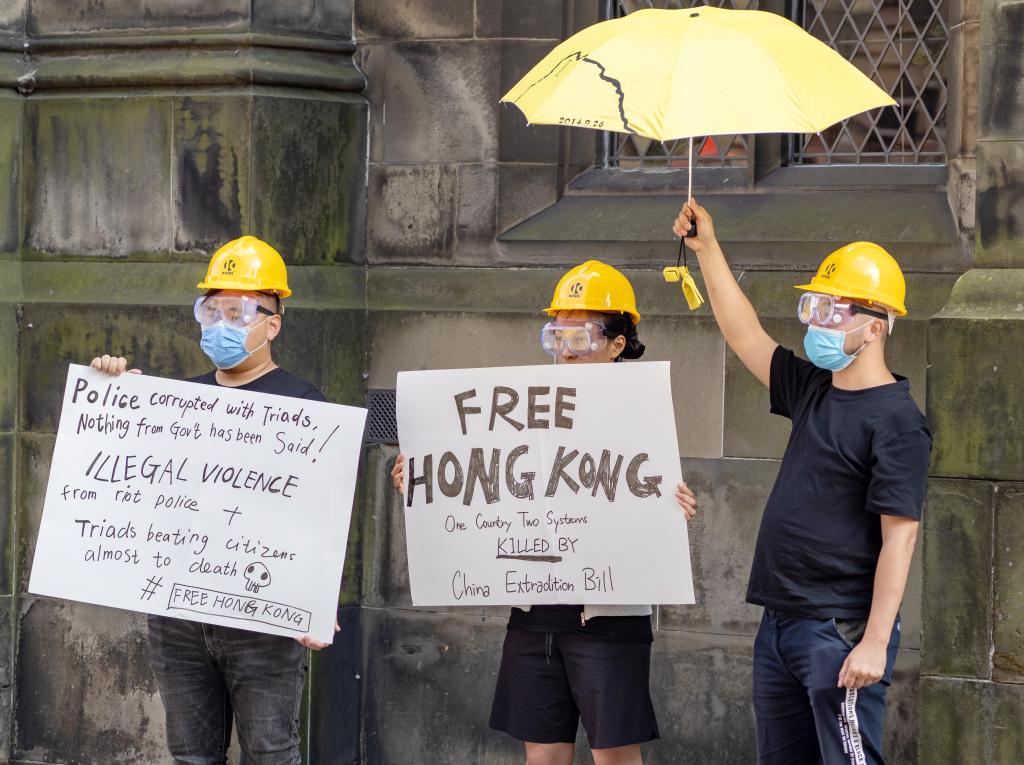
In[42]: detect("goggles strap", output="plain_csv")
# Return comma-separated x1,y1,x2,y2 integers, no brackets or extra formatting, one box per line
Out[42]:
852,304,890,322
850,303,895,335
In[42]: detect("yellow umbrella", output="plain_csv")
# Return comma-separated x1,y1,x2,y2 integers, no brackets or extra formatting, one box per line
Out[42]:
501,5,896,309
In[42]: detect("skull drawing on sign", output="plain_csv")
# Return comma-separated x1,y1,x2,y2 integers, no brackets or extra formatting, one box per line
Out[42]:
244,562,271,593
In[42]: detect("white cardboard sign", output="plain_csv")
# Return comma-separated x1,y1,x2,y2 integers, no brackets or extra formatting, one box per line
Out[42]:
29,365,367,643
397,362,695,606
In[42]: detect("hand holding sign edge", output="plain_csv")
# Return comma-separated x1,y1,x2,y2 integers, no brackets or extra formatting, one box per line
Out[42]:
91,355,142,376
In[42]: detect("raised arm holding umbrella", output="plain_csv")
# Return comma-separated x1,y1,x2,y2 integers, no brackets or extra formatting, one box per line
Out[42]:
499,8,921,765
501,5,895,310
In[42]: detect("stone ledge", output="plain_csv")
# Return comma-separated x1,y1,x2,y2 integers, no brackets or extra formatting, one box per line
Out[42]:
366,265,956,319
0,261,365,309
500,190,960,248
933,268,1024,319
570,165,949,192
1,33,364,94
0,263,957,321
4,32,356,53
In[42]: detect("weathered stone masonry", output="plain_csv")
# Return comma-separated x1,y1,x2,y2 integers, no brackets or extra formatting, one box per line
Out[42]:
0,0,1021,763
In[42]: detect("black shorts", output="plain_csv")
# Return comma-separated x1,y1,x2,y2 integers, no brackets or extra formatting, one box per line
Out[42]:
489,630,660,750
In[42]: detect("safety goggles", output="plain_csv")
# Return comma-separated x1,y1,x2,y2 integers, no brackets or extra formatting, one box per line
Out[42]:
194,295,275,328
540,320,608,356
797,292,891,329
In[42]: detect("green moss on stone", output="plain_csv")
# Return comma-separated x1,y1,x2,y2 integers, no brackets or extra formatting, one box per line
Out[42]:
173,95,251,252
929,330,1024,479
994,484,1024,682
918,677,989,763
1,262,363,308
0,94,21,257
500,192,959,245
352,447,390,607
921,478,994,679
14,434,54,594
24,97,172,257
18,304,207,433
0,305,16,432
251,95,367,265
919,677,1024,764
0,434,12,595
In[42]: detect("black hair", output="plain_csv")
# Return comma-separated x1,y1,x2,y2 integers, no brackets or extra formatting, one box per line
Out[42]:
600,313,645,361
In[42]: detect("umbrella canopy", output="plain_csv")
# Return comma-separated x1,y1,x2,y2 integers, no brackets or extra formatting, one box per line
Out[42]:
501,5,895,142
501,5,897,312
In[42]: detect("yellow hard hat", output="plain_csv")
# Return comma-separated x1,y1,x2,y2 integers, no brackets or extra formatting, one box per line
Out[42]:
197,236,292,298
545,260,641,324
795,242,907,316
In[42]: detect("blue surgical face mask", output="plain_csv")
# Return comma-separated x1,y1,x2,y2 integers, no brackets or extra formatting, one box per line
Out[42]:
200,320,267,370
803,323,869,372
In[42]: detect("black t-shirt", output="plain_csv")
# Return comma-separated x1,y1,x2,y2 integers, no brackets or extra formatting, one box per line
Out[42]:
507,606,653,643
745,347,932,620
189,368,327,402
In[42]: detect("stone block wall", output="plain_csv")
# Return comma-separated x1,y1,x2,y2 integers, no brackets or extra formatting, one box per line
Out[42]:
352,2,978,764
0,1,367,763
0,0,1016,763
919,271,1024,764
914,0,1024,758
358,271,949,765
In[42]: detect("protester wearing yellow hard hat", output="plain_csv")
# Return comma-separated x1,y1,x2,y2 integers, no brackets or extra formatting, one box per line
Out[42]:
796,240,908,315
792,241,908,372
498,261,690,761
193,236,292,373
544,259,642,325
671,200,930,765
390,260,696,762
197,235,293,298
88,235,338,765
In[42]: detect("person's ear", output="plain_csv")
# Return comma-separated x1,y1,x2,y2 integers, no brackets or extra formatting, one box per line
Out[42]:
867,318,885,343
609,334,626,359
265,315,282,343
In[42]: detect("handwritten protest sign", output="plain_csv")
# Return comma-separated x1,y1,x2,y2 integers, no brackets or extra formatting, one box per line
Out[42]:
397,362,694,606
29,365,366,643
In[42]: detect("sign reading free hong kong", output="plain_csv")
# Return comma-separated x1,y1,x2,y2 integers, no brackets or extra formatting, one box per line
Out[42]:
397,362,695,606
29,366,366,643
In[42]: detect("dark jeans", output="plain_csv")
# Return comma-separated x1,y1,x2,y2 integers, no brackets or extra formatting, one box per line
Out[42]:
148,616,308,765
753,609,900,765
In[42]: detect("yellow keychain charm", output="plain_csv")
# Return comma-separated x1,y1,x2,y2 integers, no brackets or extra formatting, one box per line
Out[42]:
663,266,705,310
664,234,705,310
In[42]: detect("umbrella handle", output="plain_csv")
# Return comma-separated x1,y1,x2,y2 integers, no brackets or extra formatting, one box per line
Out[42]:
686,136,697,238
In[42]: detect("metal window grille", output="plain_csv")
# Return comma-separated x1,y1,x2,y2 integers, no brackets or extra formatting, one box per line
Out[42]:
606,0,948,168
610,0,756,170
365,389,398,444
791,0,948,164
